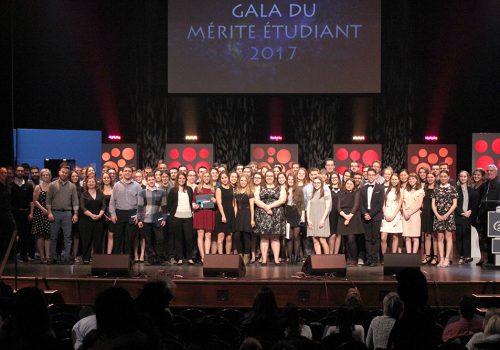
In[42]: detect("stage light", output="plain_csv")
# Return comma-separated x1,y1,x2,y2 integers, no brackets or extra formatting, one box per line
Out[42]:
108,134,121,141
352,136,365,141
425,135,438,141
269,135,283,142
185,135,198,141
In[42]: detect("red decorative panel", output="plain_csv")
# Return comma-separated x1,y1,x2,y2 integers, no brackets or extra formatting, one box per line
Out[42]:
165,144,213,171
333,144,382,175
250,144,298,172
472,133,500,171
407,144,457,178
102,144,137,172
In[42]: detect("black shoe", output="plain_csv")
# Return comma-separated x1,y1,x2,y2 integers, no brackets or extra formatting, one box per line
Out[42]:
369,263,378,267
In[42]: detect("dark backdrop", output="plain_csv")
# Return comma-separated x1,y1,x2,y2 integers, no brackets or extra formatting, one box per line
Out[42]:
1,0,499,171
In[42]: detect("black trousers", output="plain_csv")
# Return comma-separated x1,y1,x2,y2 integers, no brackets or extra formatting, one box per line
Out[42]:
363,220,382,264
456,216,471,258
13,210,33,260
141,223,165,262
234,231,252,254
170,216,194,261
111,209,137,256
165,224,175,260
79,217,104,261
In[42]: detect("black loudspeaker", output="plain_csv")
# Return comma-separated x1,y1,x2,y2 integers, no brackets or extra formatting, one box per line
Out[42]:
203,255,246,278
91,254,131,276
302,254,347,277
383,253,421,276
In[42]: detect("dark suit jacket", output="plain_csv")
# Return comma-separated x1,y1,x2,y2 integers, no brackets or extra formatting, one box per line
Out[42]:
360,183,385,221
166,186,193,217
455,185,479,224
481,176,500,212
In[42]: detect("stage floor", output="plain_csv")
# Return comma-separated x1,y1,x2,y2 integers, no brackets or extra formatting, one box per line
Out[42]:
2,261,500,308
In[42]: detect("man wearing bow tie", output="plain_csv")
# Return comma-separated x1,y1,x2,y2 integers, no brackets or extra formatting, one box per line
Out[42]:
360,168,385,266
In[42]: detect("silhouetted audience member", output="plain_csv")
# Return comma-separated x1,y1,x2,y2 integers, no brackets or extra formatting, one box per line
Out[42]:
282,303,312,340
135,279,175,343
343,287,370,332
9,287,60,349
323,306,365,346
466,308,500,350
242,286,285,349
366,292,403,349
443,295,483,343
82,287,149,349
240,337,263,350
387,268,440,350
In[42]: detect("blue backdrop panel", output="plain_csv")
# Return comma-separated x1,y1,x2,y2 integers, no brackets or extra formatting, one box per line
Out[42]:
13,129,102,176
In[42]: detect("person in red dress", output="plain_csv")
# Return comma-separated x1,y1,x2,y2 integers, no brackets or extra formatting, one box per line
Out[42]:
192,172,216,263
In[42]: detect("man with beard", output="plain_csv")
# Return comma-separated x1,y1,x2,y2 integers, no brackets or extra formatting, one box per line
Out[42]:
46,163,79,263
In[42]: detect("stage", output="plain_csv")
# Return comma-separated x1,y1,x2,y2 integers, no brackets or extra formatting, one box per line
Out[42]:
2,261,499,309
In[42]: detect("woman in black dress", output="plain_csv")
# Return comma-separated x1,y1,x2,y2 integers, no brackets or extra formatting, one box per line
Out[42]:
215,172,236,254
234,174,255,264
285,174,304,263
421,172,438,265
100,172,114,254
329,172,342,254
31,168,52,263
79,177,106,264
337,179,364,266
254,171,287,265
250,173,263,263
432,170,458,267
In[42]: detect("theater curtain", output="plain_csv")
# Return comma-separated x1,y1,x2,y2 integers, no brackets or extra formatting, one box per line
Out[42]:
290,97,339,168
207,97,255,169
130,0,173,168
371,1,416,171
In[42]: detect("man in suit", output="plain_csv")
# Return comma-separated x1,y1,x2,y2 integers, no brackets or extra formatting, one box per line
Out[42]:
360,168,385,266
477,164,500,265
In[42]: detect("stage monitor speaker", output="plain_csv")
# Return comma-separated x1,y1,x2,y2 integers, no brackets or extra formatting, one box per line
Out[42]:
302,254,347,277
203,254,246,278
383,253,421,276
91,254,130,276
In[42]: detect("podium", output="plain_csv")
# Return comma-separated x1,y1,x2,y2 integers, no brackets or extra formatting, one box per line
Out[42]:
487,211,500,268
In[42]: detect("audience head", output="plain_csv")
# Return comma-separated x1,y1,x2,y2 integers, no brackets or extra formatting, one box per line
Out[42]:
459,295,476,320
95,287,139,338
135,279,175,315
12,287,51,339
240,337,263,350
396,268,428,308
383,292,404,319
484,314,500,336
252,286,278,318
487,164,498,180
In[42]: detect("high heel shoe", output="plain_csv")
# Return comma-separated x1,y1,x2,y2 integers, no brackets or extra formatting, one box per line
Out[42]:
421,255,432,265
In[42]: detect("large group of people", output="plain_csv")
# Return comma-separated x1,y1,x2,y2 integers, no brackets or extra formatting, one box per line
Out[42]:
0,158,499,267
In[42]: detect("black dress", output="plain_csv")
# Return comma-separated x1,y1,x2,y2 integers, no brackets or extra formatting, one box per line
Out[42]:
336,190,364,236
235,192,254,232
215,186,235,234
421,187,435,233
329,187,341,234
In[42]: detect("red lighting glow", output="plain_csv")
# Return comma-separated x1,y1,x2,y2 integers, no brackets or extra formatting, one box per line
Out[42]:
269,135,283,142
251,144,298,171
425,136,438,141
165,144,213,172
108,135,122,141
472,134,500,171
